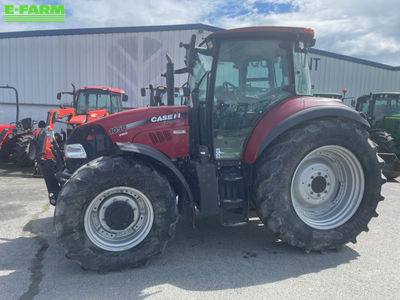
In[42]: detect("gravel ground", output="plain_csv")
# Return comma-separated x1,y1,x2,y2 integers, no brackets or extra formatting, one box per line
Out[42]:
0,163,399,300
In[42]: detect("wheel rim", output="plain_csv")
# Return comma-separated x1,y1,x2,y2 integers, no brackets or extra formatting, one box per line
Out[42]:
84,186,154,252
291,145,365,230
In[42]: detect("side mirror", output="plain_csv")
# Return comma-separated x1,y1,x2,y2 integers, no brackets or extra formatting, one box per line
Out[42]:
122,94,128,102
181,83,190,97
140,88,146,97
56,92,62,100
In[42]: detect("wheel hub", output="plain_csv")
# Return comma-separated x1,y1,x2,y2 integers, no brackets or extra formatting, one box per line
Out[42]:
311,176,327,194
104,201,136,231
297,163,334,205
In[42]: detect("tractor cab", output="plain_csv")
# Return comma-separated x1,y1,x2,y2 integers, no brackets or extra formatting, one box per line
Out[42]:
356,92,400,129
180,27,314,161
57,85,127,115
355,92,400,178
74,86,127,115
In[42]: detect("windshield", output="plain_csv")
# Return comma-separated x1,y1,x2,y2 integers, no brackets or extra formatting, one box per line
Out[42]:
212,38,295,160
159,88,184,106
293,41,312,95
373,95,400,124
76,91,123,115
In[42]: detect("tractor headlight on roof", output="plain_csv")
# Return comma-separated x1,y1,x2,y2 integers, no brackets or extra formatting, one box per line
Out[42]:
65,144,87,159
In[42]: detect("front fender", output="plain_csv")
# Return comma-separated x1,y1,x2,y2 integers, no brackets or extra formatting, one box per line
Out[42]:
243,97,369,163
116,142,194,206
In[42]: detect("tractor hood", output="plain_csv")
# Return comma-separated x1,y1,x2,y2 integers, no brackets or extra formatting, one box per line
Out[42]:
71,105,190,159
68,109,110,125
0,124,15,132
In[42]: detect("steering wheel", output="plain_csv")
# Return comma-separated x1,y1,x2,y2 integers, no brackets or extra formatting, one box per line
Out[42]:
222,81,242,99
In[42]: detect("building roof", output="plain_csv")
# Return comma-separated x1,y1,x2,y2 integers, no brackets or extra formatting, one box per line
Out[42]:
0,23,223,39
309,48,400,71
0,23,398,71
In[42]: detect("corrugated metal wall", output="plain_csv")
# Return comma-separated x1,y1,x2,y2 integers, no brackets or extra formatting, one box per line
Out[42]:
0,28,212,124
1,26,400,124
309,53,400,106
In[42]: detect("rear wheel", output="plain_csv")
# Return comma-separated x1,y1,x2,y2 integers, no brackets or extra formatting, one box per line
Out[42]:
55,156,178,271
254,118,384,251
14,134,37,166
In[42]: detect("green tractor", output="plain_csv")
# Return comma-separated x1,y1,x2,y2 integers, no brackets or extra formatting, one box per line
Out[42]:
356,92,400,179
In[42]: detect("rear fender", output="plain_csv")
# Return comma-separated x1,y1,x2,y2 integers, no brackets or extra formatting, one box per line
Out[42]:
116,142,194,214
244,103,370,163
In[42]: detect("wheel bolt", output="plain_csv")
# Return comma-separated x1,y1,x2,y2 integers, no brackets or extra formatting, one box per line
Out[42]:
311,176,314,179
308,184,311,187
318,172,321,175
317,194,320,197
324,175,328,178
324,190,328,193
310,191,314,194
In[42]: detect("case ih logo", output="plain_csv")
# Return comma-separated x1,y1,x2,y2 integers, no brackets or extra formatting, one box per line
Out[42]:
151,113,181,123
4,4,65,22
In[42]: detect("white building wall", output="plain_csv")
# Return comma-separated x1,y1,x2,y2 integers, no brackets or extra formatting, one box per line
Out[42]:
0,27,213,124
309,51,400,106
1,25,400,124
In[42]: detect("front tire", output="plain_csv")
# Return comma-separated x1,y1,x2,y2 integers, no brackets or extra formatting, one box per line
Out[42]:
55,156,178,271
14,134,37,166
254,118,384,251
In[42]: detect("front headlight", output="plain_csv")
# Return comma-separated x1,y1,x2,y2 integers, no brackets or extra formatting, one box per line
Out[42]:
65,144,87,159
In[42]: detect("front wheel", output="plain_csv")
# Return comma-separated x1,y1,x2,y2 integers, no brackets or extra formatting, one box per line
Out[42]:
254,118,384,251
14,134,37,166
55,156,178,271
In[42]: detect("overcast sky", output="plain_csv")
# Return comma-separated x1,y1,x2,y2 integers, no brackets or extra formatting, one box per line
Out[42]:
1,0,399,65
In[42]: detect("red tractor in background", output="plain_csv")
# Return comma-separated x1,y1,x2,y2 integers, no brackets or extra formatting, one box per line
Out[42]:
36,85,128,165
0,85,43,166
41,27,384,271
141,85,185,106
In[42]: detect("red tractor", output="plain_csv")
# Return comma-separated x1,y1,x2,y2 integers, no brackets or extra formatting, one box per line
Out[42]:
0,85,43,166
35,85,127,167
41,27,384,271
141,85,185,106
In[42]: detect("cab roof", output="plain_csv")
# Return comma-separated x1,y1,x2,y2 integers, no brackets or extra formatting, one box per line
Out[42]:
205,26,314,42
357,92,400,100
79,86,125,94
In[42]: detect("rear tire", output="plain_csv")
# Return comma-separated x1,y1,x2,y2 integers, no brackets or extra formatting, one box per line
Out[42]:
14,134,37,166
54,156,178,271
254,118,384,251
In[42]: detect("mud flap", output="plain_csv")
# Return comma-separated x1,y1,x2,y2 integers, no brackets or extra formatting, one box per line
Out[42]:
378,152,400,179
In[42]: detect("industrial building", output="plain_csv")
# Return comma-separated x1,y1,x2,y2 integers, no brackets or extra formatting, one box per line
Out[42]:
0,23,399,124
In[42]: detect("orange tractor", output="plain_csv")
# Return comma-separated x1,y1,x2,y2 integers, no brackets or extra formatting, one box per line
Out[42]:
35,85,127,173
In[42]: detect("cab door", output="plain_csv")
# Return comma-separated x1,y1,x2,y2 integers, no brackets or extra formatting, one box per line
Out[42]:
212,38,292,160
